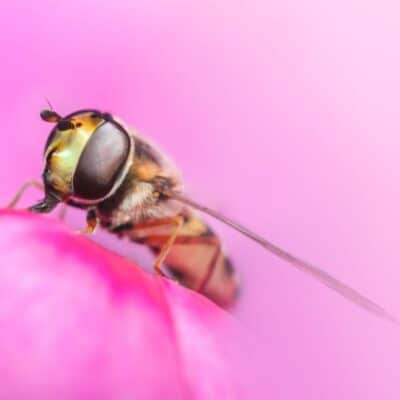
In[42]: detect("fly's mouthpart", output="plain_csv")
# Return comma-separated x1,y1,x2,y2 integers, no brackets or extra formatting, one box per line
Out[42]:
29,193,60,214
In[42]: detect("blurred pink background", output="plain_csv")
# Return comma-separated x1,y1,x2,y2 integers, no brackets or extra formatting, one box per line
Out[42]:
1,0,400,398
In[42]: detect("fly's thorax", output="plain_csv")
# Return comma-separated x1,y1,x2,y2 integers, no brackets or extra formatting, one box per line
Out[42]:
93,130,185,227
96,171,184,228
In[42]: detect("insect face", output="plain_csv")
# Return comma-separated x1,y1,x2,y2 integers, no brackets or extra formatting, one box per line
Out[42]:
31,110,134,213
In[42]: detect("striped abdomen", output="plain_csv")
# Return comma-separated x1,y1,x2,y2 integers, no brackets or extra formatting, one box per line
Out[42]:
107,209,239,308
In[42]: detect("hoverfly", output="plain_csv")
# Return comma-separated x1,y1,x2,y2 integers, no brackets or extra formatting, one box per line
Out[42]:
7,108,396,321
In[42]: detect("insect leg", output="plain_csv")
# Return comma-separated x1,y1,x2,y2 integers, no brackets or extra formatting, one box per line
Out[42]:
77,209,98,235
142,234,222,292
152,216,184,276
131,216,184,276
169,235,221,293
196,239,221,293
6,180,44,209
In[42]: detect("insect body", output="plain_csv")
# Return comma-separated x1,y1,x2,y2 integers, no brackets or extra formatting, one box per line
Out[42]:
28,109,239,308
9,108,396,320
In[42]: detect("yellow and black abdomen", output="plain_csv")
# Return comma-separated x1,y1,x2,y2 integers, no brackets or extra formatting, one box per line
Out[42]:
112,209,239,308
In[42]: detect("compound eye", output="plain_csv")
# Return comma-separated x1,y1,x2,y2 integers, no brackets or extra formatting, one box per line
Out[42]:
73,122,131,200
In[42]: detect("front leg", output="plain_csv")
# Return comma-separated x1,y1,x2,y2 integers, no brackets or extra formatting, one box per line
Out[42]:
77,209,98,235
6,180,44,209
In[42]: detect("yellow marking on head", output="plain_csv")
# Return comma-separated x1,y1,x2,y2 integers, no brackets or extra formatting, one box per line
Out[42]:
45,112,105,194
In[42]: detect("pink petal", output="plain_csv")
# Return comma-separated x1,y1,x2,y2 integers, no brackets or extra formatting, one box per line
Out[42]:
0,210,248,399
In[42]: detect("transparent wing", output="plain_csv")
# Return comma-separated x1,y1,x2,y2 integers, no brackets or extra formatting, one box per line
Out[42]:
163,190,397,323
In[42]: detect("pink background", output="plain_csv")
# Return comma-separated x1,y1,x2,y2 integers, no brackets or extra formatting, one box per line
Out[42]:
1,1,400,398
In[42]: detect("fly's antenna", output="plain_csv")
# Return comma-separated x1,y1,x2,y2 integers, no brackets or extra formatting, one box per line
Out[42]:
163,189,398,324
44,97,54,111
40,98,61,123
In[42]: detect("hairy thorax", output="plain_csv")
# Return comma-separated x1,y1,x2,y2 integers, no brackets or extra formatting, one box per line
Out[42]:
96,132,184,228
